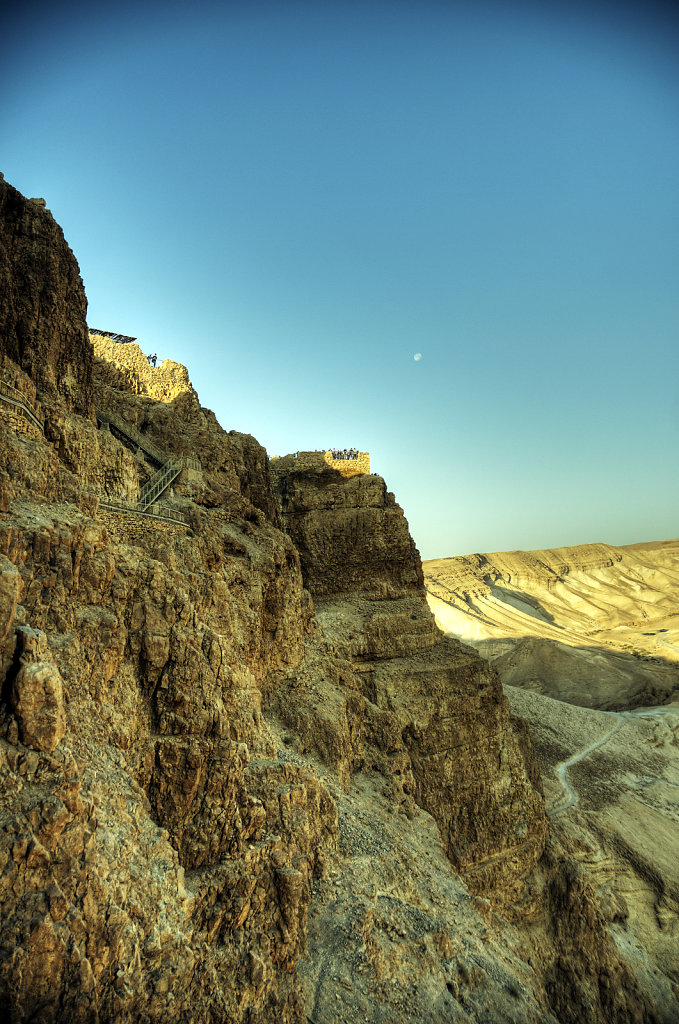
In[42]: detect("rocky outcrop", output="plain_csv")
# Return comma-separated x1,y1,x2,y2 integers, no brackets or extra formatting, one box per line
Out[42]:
271,455,548,905
0,178,333,1019
0,175,92,417
270,458,656,1022
0,480,333,1022
272,452,423,596
0,176,660,1023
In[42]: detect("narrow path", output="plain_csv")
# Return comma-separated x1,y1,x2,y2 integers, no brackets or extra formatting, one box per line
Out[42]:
0,379,43,432
548,714,626,817
548,702,679,817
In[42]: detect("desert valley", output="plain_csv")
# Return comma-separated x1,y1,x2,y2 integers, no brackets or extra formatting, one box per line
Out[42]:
425,544,679,1017
0,175,677,1024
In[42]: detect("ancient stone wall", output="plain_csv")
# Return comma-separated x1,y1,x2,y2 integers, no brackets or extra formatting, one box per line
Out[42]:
323,450,369,477
90,334,193,403
272,450,370,479
97,509,186,546
0,402,43,441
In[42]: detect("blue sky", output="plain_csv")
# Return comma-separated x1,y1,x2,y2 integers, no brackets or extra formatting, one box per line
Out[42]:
2,0,678,559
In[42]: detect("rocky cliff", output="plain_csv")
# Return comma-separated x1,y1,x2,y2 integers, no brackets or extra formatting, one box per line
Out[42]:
0,175,92,417
0,176,661,1023
270,453,548,904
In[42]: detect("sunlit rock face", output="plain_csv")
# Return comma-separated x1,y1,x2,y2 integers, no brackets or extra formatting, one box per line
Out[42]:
0,177,660,1024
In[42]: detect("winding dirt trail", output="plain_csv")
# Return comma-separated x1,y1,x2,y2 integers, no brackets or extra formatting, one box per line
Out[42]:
549,714,626,817
548,704,678,817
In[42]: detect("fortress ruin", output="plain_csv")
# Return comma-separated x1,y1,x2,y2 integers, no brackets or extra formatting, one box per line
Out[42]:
272,449,370,478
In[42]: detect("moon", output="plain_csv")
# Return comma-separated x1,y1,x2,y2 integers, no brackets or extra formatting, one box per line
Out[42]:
414,352,422,361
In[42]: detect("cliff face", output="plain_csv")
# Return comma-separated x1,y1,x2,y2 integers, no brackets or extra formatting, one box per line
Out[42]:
0,176,92,417
0,378,332,1019
0,177,659,1024
272,452,424,596
270,460,656,1024
271,454,548,903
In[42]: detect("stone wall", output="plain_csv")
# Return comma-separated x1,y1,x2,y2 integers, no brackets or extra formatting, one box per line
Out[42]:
0,402,43,441
97,508,186,546
272,450,370,479
0,360,44,440
90,334,194,404
323,450,369,478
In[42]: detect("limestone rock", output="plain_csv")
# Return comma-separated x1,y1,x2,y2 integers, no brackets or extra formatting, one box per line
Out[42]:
0,554,21,644
271,455,548,908
11,659,66,753
272,454,423,596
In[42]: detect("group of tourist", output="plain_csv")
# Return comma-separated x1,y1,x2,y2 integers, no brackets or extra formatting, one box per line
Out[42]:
147,353,158,367
330,448,360,460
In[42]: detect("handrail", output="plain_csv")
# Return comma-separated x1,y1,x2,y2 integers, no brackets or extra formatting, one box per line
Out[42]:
98,498,187,526
138,460,183,510
96,405,189,516
96,409,167,465
0,379,44,433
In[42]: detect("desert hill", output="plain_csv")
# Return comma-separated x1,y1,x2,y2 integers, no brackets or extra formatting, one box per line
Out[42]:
425,543,679,1015
424,541,679,709
505,688,679,1017
0,174,673,1022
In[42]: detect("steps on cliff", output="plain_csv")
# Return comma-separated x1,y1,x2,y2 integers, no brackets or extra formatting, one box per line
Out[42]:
137,459,184,510
97,406,188,512
0,378,44,433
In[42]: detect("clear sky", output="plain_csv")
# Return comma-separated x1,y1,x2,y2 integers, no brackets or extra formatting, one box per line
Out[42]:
2,0,678,559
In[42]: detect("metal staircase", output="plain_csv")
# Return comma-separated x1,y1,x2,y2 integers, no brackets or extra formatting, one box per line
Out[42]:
0,379,44,433
137,459,183,510
96,407,191,516
96,409,166,466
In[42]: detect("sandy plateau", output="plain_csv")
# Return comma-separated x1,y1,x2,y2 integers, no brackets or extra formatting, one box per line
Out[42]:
425,544,679,1014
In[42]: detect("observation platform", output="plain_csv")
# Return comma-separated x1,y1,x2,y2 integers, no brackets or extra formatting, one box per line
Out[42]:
272,450,370,478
